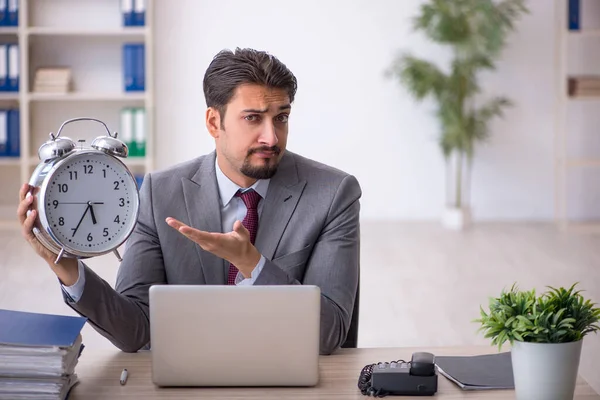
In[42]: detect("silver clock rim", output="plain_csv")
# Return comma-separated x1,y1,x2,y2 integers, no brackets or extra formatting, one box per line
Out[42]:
36,149,141,259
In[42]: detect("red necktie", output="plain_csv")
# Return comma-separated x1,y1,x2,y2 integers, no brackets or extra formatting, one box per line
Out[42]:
227,189,262,285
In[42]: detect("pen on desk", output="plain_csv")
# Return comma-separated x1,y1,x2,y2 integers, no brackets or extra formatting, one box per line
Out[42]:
120,368,128,385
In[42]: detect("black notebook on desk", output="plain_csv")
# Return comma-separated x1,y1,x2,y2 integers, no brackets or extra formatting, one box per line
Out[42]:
435,352,514,390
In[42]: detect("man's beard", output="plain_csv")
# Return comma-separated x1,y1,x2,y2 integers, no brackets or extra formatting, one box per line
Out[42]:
240,146,281,180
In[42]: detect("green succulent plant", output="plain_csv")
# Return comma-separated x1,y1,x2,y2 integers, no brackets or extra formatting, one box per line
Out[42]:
475,283,600,350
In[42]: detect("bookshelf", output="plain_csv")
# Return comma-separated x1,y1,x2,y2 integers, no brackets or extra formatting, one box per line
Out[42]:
555,0,600,231
0,0,154,227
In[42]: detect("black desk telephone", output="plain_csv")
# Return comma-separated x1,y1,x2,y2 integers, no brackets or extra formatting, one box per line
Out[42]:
357,352,438,397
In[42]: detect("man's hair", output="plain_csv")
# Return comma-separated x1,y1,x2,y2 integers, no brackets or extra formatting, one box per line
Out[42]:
203,48,298,124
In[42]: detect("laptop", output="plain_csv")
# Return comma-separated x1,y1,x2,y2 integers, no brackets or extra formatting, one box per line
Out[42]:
148,284,321,387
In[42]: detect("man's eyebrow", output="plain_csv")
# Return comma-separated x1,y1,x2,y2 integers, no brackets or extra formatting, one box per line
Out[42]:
242,104,291,113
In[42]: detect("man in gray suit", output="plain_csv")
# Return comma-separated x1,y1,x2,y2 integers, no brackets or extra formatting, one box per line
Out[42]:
18,48,361,356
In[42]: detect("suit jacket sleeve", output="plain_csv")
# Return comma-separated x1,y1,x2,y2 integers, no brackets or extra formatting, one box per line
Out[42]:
254,174,361,355
61,173,166,352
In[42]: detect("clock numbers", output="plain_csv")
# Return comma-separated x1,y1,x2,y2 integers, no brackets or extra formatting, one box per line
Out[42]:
114,215,120,223
87,233,93,242
103,228,109,237
58,217,64,226
119,198,125,207
114,181,120,190
103,169,107,178
84,165,93,174
58,183,68,193
69,171,78,180
53,200,58,209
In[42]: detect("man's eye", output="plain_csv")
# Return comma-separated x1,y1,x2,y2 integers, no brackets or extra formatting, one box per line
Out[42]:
245,115,260,122
276,114,289,123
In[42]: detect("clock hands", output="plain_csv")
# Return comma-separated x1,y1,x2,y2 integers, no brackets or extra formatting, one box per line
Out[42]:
70,201,100,237
89,203,97,225
71,204,90,237
55,201,105,205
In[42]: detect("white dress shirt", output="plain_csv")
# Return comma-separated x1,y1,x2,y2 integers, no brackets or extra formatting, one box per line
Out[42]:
62,157,270,302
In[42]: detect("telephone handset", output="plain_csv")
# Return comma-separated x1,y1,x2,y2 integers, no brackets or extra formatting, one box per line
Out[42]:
357,352,438,397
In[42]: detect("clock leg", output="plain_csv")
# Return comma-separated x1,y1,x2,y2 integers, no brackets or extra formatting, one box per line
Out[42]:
55,248,66,264
113,249,123,262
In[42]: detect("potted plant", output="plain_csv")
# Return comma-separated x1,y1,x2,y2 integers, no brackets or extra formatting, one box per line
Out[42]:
475,283,600,400
386,0,528,230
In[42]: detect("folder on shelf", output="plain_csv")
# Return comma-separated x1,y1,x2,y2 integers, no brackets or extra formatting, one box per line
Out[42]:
6,0,17,27
133,107,146,157
122,0,134,27
0,45,6,91
134,43,145,91
568,0,580,31
123,43,145,92
134,0,146,26
134,174,144,188
7,108,19,157
7,44,18,92
0,1,6,27
0,110,6,157
120,107,134,154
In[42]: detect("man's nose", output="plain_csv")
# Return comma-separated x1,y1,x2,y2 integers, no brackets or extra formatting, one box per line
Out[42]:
259,122,279,147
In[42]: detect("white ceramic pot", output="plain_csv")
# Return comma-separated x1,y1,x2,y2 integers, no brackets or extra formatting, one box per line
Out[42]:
511,340,583,400
442,206,471,230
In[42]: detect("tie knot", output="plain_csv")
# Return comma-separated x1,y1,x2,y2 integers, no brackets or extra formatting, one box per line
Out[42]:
236,189,262,210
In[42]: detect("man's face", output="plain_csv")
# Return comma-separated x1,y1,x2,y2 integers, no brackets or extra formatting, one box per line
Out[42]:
207,84,291,186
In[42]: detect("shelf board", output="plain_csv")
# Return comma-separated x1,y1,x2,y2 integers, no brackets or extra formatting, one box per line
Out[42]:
568,29,600,38
0,92,20,100
29,92,147,102
565,158,600,168
0,158,20,166
0,27,18,35
568,94,600,101
27,27,148,37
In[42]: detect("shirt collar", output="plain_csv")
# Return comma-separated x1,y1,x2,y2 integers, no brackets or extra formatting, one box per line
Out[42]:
215,157,270,207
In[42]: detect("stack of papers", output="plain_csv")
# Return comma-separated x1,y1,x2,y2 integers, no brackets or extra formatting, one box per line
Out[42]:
33,68,72,94
0,309,86,400
435,352,514,390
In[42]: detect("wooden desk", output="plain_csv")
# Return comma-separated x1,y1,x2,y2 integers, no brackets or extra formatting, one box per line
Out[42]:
69,346,600,399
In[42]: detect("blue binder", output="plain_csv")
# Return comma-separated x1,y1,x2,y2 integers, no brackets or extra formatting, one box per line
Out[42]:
6,0,17,27
7,108,19,157
123,44,136,91
134,43,145,91
122,0,134,27
0,309,86,348
134,0,146,26
0,1,6,26
7,43,18,91
568,0,580,31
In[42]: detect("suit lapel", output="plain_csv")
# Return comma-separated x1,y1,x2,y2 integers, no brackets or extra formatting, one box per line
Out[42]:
181,152,225,285
255,152,307,260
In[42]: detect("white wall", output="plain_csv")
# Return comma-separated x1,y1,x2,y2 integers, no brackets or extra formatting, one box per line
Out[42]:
154,0,562,221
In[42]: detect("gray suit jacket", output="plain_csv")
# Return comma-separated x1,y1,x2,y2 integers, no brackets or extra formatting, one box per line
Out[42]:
63,150,361,355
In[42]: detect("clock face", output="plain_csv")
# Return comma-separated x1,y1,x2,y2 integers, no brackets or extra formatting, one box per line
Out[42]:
41,151,140,255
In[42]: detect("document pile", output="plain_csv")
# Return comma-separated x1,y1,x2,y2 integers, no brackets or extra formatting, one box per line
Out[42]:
32,67,72,94
0,309,86,400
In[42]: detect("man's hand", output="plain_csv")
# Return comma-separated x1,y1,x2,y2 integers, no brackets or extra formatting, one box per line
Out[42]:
17,183,79,285
166,217,261,278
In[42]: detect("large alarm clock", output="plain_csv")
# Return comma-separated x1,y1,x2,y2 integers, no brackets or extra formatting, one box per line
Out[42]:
28,117,140,264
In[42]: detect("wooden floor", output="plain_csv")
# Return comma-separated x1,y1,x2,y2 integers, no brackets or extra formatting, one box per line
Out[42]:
1,221,600,393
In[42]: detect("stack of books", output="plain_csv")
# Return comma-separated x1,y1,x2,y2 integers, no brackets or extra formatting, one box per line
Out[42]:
32,68,72,94
0,309,86,400
568,76,600,97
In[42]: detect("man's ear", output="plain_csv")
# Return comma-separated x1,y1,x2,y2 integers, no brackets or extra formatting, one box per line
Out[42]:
206,107,222,138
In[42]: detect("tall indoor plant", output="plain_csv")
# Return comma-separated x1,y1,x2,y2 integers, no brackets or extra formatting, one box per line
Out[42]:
476,283,600,400
387,0,528,229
